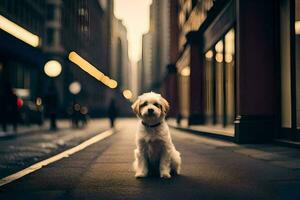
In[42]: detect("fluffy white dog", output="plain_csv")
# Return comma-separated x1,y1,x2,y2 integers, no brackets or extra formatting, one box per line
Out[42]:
131,92,181,179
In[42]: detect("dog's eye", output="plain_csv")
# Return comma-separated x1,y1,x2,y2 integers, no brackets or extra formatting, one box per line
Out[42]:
140,101,148,107
153,103,160,108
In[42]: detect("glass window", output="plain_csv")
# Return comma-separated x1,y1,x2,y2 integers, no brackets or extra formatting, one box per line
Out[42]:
203,28,235,127
215,40,224,124
225,29,235,124
204,50,213,124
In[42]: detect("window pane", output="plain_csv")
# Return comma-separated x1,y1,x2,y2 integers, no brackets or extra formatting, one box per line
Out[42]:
215,40,223,124
225,28,235,124
204,50,213,124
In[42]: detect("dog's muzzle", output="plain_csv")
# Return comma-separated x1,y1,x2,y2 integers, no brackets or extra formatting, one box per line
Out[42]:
147,108,154,115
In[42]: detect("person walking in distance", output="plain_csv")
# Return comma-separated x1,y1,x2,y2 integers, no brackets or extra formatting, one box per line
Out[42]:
108,98,117,128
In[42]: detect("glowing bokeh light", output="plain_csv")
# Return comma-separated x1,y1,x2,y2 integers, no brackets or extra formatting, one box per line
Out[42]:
0,15,39,47
181,66,190,77
68,51,118,89
215,41,223,53
69,81,82,95
215,53,223,63
205,50,213,59
44,60,62,78
296,21,300,35
36,97,42,106
123,89,133,99
225,54,233,63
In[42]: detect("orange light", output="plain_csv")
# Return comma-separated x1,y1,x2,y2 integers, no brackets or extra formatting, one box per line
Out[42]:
68,51,118,89
36,97,42,106
205,50,213,59
215,41,223,53
68,52,104,81
108,79,118,89
181,66,190,76
225,54,233,63
123,89,133,99
296,21,300,35
215,53,223,63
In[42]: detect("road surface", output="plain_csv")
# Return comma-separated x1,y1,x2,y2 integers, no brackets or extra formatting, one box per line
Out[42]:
1,119,300,199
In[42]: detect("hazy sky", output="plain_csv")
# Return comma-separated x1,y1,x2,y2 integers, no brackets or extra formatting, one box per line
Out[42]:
114,0,152,63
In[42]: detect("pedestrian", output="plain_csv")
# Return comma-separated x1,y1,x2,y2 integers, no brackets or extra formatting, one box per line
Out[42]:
0,80,19,132
107,98,118,128
44,83,58,131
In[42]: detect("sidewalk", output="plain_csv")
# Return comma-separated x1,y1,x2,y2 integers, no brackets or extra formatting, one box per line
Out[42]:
0,120,70,138
0,118,111,179
168,118,234,141
168,118,300,149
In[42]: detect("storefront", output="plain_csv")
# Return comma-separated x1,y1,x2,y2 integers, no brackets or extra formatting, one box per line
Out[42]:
177,0,280,143
280,0,300,140
203,28,235,127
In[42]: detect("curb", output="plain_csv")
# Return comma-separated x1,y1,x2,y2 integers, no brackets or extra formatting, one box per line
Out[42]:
169,124,234,142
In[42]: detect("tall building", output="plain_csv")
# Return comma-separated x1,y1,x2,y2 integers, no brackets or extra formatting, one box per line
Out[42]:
141,32,153,92
151,0,170,87
110,16,130,90
44,0,113,116
0,0,122,118
140,0,171,93
108,15,131,116
0,0,47,102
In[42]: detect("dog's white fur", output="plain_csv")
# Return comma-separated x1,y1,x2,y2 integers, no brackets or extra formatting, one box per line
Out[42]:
131,92,181,179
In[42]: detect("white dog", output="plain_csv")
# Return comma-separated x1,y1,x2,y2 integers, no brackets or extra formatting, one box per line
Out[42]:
131,92,181,179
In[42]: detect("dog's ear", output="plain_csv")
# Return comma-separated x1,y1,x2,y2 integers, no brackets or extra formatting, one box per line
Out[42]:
160,97,170,114
131,98,140,114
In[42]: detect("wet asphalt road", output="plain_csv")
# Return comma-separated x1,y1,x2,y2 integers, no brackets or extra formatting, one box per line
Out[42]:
1,119,300,199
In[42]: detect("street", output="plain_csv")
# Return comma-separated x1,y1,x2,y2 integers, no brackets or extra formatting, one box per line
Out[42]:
1,119,300,200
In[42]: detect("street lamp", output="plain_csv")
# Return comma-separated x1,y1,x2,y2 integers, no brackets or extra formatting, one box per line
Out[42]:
44,59,62,131
44,60,62,78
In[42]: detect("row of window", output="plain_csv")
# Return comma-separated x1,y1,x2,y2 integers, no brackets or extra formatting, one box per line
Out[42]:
204,28,235,126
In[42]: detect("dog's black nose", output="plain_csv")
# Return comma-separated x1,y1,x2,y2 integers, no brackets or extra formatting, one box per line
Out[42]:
148,108,154,114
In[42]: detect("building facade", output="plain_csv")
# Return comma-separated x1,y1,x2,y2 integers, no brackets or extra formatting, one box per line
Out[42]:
45,0,112,117
164,0,300,143
0,0,123,119
0,0,47,102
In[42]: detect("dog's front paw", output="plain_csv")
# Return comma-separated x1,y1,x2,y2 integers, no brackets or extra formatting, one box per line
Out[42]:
176,167,181,175
135,172,147,178
160,172,171,179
